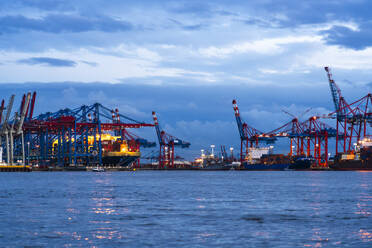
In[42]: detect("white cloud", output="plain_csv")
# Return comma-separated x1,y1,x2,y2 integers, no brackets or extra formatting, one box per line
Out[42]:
304,21,360,32
1,16,371,89
198,35,323,58
305,46,372,70
106,44,163,62
258,68,311,75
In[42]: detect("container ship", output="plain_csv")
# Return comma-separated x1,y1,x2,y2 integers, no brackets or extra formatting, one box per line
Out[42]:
52,133,140,167
99,134,140,166
242,147,290,170
330,138,372,170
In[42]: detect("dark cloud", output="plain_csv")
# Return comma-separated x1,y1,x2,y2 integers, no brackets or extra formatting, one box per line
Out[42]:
168,18,205,31
80,60,98,67
0,0,76,11
322,24,372,50
182,24,204,31
1,0,372,52
18,57,77,67
227,0,372,33
0,14,133,34
249,1,354,25
238,17,281,28
169,2,214,17
167,1,240,19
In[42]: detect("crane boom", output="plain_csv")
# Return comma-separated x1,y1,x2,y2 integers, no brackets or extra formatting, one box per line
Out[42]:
232,99,246,140
325,67,344,117
28,92,37,120
16,92,31,135
2,95,15,132
152,111,163,145
0,100,4,124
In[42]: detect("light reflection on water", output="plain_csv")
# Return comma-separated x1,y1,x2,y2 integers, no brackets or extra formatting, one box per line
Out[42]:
0,171,371,247
89,173,122,242
359,229,372,242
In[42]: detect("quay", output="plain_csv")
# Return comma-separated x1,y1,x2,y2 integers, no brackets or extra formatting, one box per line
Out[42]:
0,165,32,172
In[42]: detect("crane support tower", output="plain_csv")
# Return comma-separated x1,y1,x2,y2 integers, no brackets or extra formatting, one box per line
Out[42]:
300,116,338,168
152,111,190,169
264,117,305,157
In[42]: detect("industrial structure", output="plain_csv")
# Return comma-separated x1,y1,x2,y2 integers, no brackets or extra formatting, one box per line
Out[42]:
1,66,371,171
232,102,337,168
0,92,156,169
0,93,32,166
325,67,372,154
232,67,372,169
262,114,337,168
152,111,190,168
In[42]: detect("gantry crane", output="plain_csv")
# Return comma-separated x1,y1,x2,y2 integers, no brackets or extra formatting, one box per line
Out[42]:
232,99,275,164
325,67,372,154
152,111,190,168
21,100,154,167
0,95,15,164
0,93,32,165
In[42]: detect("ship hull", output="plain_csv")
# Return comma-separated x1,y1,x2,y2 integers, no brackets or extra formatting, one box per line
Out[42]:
49,155,139,167
330,160,372,171
330,146,372,171
102,155,139,167
199,164,233,170
243,162,289,170
288,159,313,170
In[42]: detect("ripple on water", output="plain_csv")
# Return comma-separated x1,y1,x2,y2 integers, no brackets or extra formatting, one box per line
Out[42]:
1,171,372,247
241,215,264,223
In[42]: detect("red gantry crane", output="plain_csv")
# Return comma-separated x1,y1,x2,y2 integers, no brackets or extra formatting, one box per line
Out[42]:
300,116,337,168
263,108,336,168
152,111,190,169
232,99,276,164
111,108,156,167
264,113,305,157
325,67,372,154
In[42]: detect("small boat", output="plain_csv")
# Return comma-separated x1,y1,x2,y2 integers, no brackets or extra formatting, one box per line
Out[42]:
92,166,105,172
228,161,241,169
194,155,232,170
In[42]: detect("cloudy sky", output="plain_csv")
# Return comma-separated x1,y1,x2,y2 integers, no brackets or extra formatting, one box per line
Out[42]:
1,0,372,159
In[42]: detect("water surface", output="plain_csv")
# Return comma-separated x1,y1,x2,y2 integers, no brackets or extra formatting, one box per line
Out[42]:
0,171,371,247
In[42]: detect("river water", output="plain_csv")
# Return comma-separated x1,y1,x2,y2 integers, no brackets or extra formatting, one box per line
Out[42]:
0,171,371,247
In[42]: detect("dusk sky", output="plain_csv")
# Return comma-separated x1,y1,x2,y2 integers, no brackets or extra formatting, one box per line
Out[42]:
1,0,372,159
